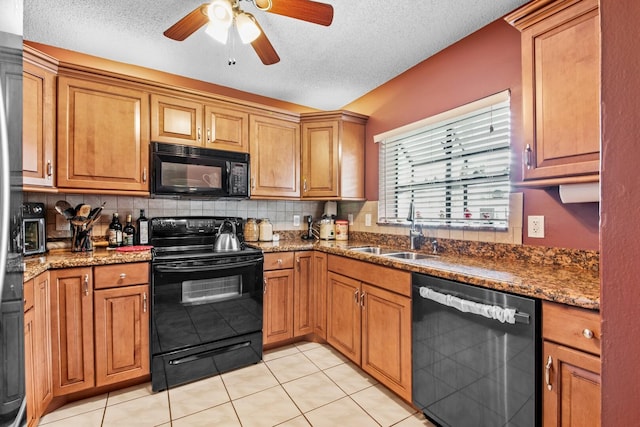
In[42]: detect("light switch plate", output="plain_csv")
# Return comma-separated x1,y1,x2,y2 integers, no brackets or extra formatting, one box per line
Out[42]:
365,213,372,227
56,214,70,231
293,215,300,227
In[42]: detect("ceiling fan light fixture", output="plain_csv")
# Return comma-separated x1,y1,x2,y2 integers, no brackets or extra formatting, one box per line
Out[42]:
236,12,261,44
207,0,233,28
205,21,230,44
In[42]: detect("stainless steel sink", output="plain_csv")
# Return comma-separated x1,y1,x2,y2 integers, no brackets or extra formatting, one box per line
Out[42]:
348,246,400,255
383,252,436,260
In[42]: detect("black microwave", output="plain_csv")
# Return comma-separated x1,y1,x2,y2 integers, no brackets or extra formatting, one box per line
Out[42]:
151,142,250,199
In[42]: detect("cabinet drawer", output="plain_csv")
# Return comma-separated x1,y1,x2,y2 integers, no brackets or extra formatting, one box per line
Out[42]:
264,252,294,270
23,279,34,311
328,255,411,297
543,301,600,356
94,263,150,289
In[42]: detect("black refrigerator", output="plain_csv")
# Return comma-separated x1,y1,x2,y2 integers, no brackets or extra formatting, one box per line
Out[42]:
0,15,24,427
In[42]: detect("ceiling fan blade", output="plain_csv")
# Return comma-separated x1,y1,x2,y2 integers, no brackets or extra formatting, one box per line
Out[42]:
258,0,334,26
164,4,209,41
251,25,280,65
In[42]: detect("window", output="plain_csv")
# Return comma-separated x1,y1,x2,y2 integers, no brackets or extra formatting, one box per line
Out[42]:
376,91,511,229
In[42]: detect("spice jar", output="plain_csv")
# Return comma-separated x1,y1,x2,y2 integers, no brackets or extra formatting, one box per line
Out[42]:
335,220,349,241
244,218,259,242
259,218,273,241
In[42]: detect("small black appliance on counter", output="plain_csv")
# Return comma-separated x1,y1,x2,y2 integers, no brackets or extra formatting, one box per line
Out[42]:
21,202,46,256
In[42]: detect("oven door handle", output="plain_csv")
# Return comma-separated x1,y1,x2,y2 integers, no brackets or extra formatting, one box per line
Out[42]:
154,259,261,273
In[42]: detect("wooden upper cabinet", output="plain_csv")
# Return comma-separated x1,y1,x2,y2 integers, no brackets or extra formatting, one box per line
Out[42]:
300,111,367,200
151,93,249,152
506,0,600,185
57,75,150,193
203,103,249,152
23,47,57,189
249,114,300,198
150,93,203,146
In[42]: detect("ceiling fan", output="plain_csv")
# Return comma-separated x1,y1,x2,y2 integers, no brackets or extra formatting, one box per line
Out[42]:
163,0,334,65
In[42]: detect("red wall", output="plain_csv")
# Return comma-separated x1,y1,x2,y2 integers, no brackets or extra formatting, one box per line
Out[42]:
344,19,599,251
600,0,640,423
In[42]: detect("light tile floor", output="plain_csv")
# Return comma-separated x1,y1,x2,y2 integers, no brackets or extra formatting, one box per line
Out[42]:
39,341,435,427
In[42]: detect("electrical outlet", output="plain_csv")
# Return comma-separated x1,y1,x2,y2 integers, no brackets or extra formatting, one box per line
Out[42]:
348,214,354,225
293,215,300,227
365,213,372,227
528,215,545,238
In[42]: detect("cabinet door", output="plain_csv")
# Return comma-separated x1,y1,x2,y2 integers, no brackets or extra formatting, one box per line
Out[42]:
24,308,36,427
204,104,249,152
293,252,313,337
301,120,339,198
95,284,150,386
543,340,601,427
23,59,56,188
249,115,300,198
361,283,412,402
50,267,94,395
33,272,53,414
150,93,203,146
263,269,294,345
312,252,328,339
521,0,600,181
57,76,150,192
326,272,361,364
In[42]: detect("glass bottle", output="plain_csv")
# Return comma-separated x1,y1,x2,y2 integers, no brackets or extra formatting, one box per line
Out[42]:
136,209,149,245
108,213,123,247
259,218,273,241
123,214,135,246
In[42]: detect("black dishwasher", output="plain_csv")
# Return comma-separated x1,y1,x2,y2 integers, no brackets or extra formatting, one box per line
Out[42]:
412,273,540,427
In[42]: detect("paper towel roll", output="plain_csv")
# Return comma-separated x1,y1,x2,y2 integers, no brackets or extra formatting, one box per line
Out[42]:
559,182,599,203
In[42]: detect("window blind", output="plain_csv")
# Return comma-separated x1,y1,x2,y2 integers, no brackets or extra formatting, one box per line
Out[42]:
378,92,511,229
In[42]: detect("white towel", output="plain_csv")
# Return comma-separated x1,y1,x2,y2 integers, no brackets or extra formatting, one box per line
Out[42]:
419,286,517,324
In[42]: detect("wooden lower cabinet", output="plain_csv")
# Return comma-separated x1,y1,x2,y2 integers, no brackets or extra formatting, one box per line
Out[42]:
293,252,313,336
50,267,95,395
263,268,294,345
24,272,53,426
542,301,601,427
326,256,412,402
311,252,328,339
94,284,150,386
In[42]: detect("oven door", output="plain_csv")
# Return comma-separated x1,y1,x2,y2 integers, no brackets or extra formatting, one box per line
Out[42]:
151,255,263,391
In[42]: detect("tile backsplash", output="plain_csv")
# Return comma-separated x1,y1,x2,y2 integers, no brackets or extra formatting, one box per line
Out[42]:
26,192,523,246
25,193,325,242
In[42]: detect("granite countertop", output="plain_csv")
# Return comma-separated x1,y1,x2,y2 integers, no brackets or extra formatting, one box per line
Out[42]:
249,239,600,311
23,248,152,282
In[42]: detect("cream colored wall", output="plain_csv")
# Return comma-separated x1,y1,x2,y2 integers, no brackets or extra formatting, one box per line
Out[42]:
340,192,523,245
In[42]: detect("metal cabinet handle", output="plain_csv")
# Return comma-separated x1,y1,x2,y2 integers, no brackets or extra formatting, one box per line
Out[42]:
197,127,201,142
47,160,53,177
142,167,147,183
251,177,255,190
583,328,594,339
296,257,300,271
545,355,553,391
263,278,268,294
120,273,127,279
360,291,365,308
83,274,89,296
207,128,211,144
143,292,148,313
354,289,359,304
303,178,307,193
524,144,532,169
277,259,282,265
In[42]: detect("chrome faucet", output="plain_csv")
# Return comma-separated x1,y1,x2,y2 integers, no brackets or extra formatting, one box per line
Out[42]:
407,202,424,250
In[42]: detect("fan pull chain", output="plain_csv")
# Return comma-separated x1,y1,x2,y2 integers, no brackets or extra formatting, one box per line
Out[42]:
228,26,237,65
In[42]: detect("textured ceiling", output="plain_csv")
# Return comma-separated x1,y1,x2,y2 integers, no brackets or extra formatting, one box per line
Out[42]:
23,0,529,110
